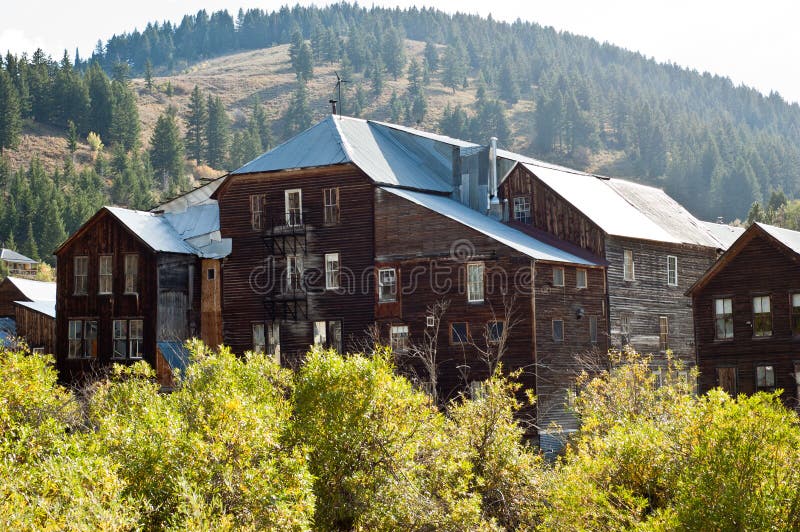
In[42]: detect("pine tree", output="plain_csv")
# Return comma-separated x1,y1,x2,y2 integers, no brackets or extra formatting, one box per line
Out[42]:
205,95,230,169
424,41,439,72
85,62,113,140
185,85,207,164
0,69,22,152
250,100,272,151
109,80,140,150
498,63,520,104
22,221,39,262
67,120,78,153
284,82,313,137
442,44,467,94
289,30,314,82
382,25,406,79
149,107,185,189
144,59,154,92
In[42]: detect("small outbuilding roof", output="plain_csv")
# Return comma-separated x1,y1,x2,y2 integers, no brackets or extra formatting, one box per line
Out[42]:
381,187,601,266
0,248,37,264
3,276,56,302
14,299,55,319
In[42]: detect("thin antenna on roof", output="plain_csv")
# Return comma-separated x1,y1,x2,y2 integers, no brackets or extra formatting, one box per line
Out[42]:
332,71,348,116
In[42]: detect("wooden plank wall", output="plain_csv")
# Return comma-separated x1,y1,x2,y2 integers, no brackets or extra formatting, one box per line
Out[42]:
54,212,159,381
14,305,55,354
693,234,800,404
0,280,25,317
201,258,223,346
217,164,375,363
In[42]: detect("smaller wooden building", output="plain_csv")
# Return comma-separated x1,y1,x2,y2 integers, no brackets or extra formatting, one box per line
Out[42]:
0,276,55,318
14,300,55,354
0,248,39,278
688,222,800,405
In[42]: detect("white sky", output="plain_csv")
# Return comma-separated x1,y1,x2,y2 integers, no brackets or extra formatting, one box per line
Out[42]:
3,1,800,103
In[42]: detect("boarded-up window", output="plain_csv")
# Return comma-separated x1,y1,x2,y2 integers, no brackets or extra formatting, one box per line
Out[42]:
621,313,632,345
98,255,113,294
659,316,669,352
285,189,302,226
378,268,397,302
623,249,635,281
250,194,266,230
390,325,409,353
325,253,340,290
756,364,775,391
667,255,678,286
74,256,88,295
553,266,564,287
467,262,484,302
553,319,564,342
714,298,733,340
158,291,188,340
753,295,772,337
323,188,340,225
589,316,598,344
124,254,138,294
716,366,737,395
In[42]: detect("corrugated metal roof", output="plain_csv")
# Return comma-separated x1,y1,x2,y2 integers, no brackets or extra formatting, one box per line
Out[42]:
164,204,220,241
0,317,16,348
607,179,722,247
14,300,55,318
700,221,745,250
0,248,37,264
5,277,56,301
158,341,190,374
157,176,226,214
522,163,679,243
107,207,199,255
756,222,800,254
381,187,599,265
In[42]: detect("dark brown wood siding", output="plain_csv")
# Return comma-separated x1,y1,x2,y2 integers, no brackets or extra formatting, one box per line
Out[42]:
693,234,800,405
54,211,160,381
14,304,55,354
0,278,26,317
218,165,375,362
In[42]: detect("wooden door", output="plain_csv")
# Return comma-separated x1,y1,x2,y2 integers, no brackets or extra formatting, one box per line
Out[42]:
716,367,737,396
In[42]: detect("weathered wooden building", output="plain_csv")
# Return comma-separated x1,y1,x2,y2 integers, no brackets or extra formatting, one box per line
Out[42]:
54,200,230,384
215,115,607,442
0,276,55,317
0,248,39,278
497,161,725,372
14,299,55,354
688,222,800,405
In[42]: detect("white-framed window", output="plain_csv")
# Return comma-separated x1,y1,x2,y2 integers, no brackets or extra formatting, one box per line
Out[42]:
552,266,565,287
68,320,83,358
756,364,775,391
450,322,469,344
314,320,342,352
487,321,505,343
98,255,113,294
513,196,531,224
378,268,397,303
753,295,772,337
325,253,340,290
792,294,800,335
129,319,143,358
623,249,635,281
74,256,88,295
313,321,327,346
323,187,340,225
666,255,678,286
285,189,302,226
589,315,598,344
113,319,128,358
552,319,564,342
467,262,484,303
252,323,266,353
286,256,303,292
576,268,587,289
124,254,138,294
659,316,669,352
390,325,409,353
250,194,266,230
268,322,281,363
714,298,733,340
426,315,435,328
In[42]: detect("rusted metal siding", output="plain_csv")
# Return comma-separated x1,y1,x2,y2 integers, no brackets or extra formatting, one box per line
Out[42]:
693,234,800,405
217,164,375,362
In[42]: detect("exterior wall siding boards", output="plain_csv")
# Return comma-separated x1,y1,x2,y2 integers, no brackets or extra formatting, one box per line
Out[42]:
217,165,375,361
14,305,55,354
0,281,26,317
606,237,715,367
693,235,800,404
55,212,159,381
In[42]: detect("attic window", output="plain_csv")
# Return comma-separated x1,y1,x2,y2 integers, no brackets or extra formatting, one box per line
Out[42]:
513,197,531,224
207,268,216,281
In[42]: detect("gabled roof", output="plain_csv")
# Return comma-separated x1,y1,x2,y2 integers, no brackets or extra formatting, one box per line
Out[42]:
0,248,37,264
157,176,226,214
381,187,601,266
3,276,56,301
106,207,199,255
687,222,800,295
231,115,453,193
700,221,745,250
14,299,55,319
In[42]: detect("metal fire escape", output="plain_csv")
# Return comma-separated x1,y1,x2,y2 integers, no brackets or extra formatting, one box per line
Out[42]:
262,209,308,321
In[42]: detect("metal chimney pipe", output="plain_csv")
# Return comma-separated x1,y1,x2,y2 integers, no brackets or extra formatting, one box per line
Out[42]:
489,136,498,200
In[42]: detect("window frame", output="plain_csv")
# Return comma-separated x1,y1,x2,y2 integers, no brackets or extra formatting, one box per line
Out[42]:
323,187,340,225
714,297,734,340
792,293,800,335
284,189,303,227
623,249,635,281
466,262,485,303
450,322,470,345
68,319,83,359
128,319,143,359
589,315,598,344
252,322,266,353
512,196,531,224
576,268,587,289
552,319,564,343
552,266,565,287
124,254,138,294
325,252,340,290
378,267,397,303
752,295,772,338
313,320,327,346
74,256,88,295
98,255,113,294
666,255,678,286
390,324,409,353
487,320,505,344
755,364,776,391
659,315,669,352
286,256,303,293
113,319,128,359
250,193,266,230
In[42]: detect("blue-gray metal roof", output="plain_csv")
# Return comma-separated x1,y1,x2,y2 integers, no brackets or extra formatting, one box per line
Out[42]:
0,317,16,348
158,341,190,375
107,207,198,255
381,187,600,266
0,248,37,264
4,277,56,301
14,300,55,319
232,116,453,193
